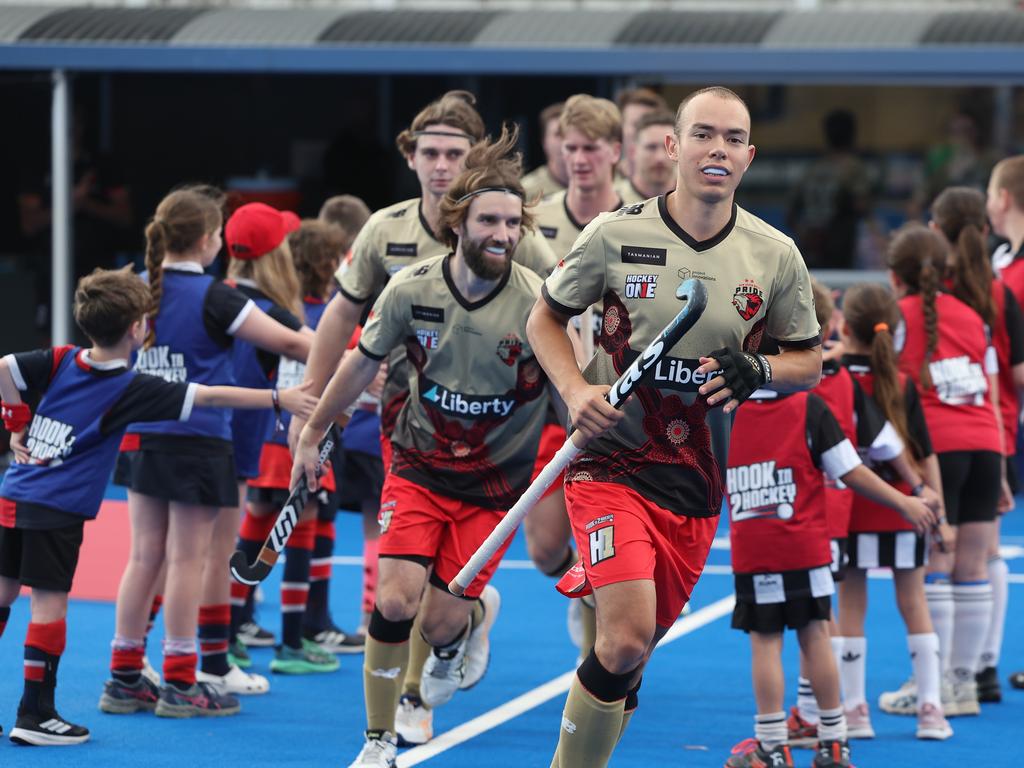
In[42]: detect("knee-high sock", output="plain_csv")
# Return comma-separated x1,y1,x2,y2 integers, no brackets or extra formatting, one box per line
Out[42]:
231,510,276,636
198,604,231,676
925,574,953,673
552,651,632,768
579,596,597,660
281,519,316,649
304,517,336,633
362,539,380,618
950,581,993,682
981,556,1008,669
364,608,414,734
615,677,641,746
908,633,941,708
163,636,197,689
22,619,65,714
839,637,866,708
401,612,431,705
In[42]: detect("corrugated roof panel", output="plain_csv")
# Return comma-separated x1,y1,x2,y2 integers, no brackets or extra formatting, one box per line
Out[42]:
320,10,501,44
172,8,344,46
923,11,1024,43
616,11,780,46
20,8,208,42
0,5,58,43
762,10,934,48
473,10,635,47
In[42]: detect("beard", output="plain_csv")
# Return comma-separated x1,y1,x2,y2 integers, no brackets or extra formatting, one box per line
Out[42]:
462,236,512,281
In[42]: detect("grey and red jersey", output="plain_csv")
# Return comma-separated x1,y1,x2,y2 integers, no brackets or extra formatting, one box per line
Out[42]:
542,196,819,516
337,196,557,436
358,255,549,510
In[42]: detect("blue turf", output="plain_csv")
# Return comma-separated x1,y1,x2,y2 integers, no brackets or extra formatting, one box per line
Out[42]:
0,494,1021,766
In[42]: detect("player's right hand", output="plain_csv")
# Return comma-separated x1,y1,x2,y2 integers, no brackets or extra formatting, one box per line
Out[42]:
290,425,322,493
279,381,319,421
899,494,939,536
566,383,624,440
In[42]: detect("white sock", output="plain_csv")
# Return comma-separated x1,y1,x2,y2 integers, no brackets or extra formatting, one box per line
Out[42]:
817,706,847,742
797,675,819,724
950,582,993,682
980,556,1008,670
831,636,845,701
840,636,866,708
907,633,941,708
755,711,788,750
925,576,953,673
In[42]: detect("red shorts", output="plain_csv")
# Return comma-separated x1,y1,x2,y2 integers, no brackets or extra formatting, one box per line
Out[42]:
377,473,513,599
247,443,336,493
565,480,719,628
531,423,567,501
380,432,393,474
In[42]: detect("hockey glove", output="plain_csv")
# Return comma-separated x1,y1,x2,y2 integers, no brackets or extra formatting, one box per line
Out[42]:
705,348,769,406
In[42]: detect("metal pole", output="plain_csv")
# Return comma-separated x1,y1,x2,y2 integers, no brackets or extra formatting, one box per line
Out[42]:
51,69,72,345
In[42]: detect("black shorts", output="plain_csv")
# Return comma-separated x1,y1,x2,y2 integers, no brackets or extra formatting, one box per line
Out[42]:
120,435,238,507
732,566,834,634
0,522,84,592
937,450,1001,525
830,538,849,582
1006,456,1019,496
848,530,927,570
335,450,384,513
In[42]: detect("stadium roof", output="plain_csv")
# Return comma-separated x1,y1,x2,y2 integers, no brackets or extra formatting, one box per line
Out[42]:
0,5,1022,81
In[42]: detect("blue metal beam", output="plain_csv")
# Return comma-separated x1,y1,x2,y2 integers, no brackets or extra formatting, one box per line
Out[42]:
0,43,1022,83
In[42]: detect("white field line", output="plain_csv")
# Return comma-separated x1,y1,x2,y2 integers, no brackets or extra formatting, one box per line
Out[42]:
397,594,736,767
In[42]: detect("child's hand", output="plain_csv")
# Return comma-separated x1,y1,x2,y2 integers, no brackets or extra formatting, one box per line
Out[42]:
918,484,943,516
9,430,30,464
899,494,938,536
279,381,319,421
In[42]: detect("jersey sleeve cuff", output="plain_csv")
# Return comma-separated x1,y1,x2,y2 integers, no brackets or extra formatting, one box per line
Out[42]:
227,300,256,336
774,333,822,350
985,345,999,375
338,284,371,305
357,341,387,361
179,383,198,422
2,354,27,391
867,421,904,462
541,284,585,317
821,438,862,481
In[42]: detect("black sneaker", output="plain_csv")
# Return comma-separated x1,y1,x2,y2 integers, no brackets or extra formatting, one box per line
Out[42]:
813,739,852,768
237,621,276,648
725,738,794,767
9,709,90,746
976,666,1002,703
303,624,365,654
154,681,240,718
98,676,159,714
1010,670,1024,690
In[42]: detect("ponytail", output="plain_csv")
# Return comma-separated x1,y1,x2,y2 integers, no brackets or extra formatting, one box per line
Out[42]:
931,186,996,328
143,218,167,348
919,257,939,389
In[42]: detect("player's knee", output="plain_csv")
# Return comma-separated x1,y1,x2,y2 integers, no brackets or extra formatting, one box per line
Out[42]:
374,590,419,623
594,631,650,675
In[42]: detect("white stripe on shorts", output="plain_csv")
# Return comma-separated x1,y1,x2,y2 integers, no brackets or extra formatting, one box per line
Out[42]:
855,533,880,569
809,566,835,598
894,531,918,569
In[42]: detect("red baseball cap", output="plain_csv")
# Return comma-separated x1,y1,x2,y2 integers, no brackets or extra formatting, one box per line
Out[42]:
225,202,301,260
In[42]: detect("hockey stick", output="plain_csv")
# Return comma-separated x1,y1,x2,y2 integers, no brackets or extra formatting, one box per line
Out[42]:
229,429,336,586
449,277,709,596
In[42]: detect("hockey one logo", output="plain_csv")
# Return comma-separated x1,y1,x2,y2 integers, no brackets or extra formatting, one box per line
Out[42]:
134,345,188,383
732,280,764,321
588,526,615,565
624,274,658,299
928,355,987,406
727,460,798,522
420,381,516,418
26,415,76,464
416,329,439,350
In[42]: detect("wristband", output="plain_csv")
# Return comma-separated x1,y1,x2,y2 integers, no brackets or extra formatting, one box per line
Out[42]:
911,482,926,497
1,401,31,432
756,354,773,385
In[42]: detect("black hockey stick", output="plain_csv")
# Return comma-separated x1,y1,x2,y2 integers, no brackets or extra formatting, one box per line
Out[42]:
449,277,709,595
229,429,336,586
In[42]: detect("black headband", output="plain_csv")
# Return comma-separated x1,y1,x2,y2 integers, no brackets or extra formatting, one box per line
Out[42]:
454,187,525,205
412,129,475,141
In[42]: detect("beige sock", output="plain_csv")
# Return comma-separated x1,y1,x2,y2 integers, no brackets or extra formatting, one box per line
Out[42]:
579,597,597,659
551,675,624,768
364,633,410,732
401,613,432,708
616,708,635,745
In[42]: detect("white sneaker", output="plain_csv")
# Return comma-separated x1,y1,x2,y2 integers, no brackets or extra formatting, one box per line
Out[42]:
141,655,160,688
878,677,917,716
567,600,583,648
949,677,979,716
462,585,500,690
346,732,396,768
196,664,270,695
916,702,953,740
421,632,469,708
394,694,433,746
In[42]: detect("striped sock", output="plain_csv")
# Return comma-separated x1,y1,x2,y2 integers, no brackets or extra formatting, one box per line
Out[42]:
362,538,380,616
110,635,145,684
198,604,231,676
797,675,819,724
817,706,847,742
22,619,66,715
281,519,316,649
304,517,335,633
755,711,788,751
229,581,249,642
231,511,276,636
0,605,10,638
163,636,197,689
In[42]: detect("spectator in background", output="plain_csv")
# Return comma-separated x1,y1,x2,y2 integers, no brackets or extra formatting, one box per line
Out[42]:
615,87,668,181
319,194,372,255
521,102,568,201
787,109,871,270
624,109,677,201
17,114,134,328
